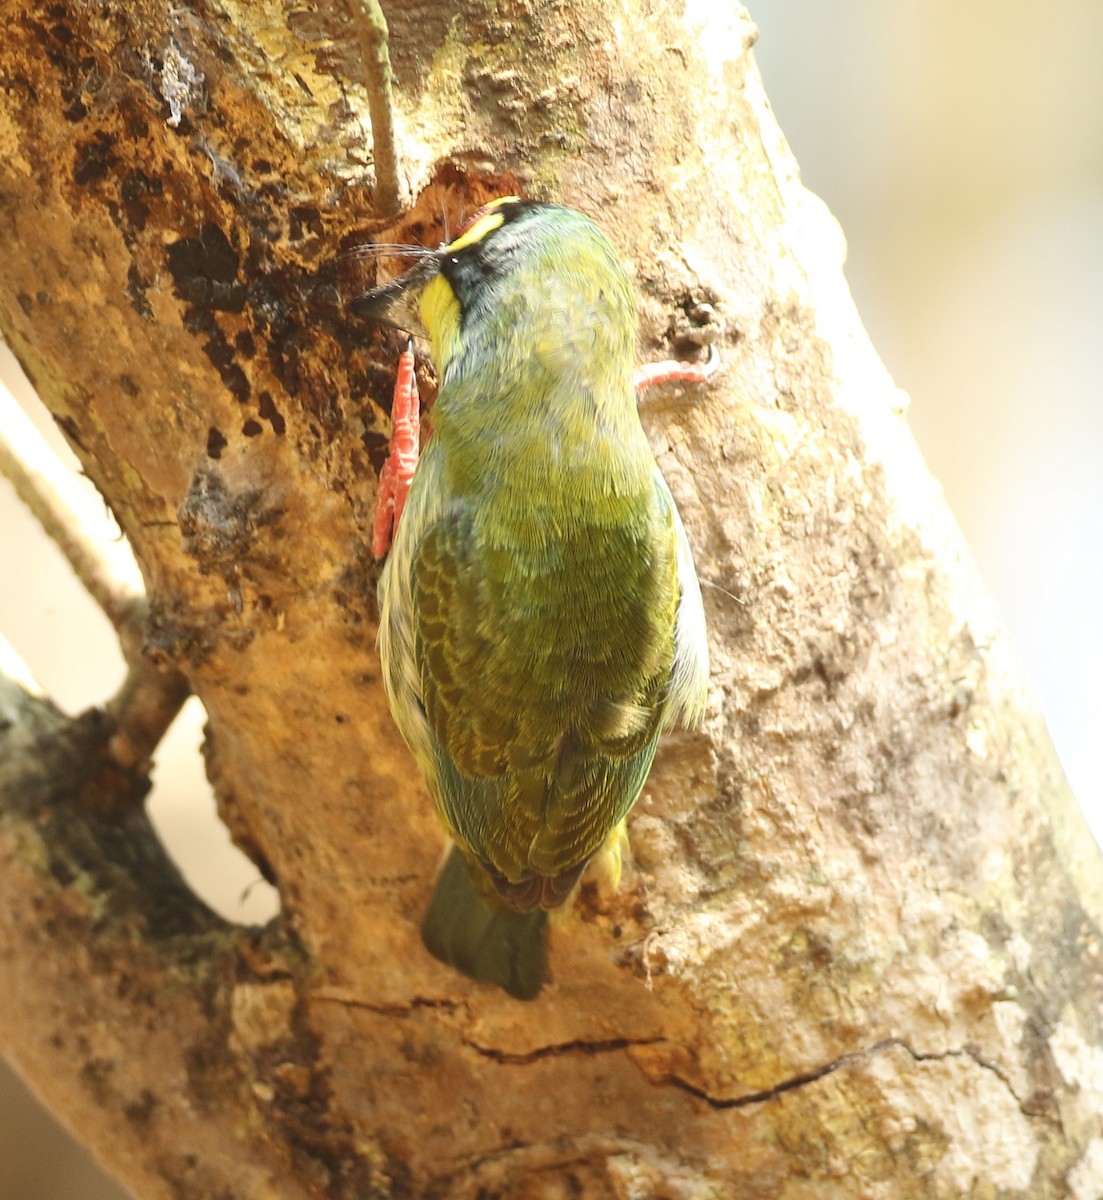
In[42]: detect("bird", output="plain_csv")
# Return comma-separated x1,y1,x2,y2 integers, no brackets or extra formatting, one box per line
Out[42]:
352,196,710,998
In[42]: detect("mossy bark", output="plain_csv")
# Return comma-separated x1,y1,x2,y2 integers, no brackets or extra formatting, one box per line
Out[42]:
1,1,1100,1196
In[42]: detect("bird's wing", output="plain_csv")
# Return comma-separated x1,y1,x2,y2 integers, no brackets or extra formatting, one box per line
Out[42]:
407,484,681,892
377,441,446,779
653,467,711,729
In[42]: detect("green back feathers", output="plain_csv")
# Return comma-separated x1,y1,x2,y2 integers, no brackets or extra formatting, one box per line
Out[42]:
411,458,679,896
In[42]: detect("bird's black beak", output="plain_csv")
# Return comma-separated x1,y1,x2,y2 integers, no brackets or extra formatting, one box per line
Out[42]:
348,255,440,337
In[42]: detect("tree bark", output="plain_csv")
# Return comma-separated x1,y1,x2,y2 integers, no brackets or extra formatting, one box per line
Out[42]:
2,1,1101,1197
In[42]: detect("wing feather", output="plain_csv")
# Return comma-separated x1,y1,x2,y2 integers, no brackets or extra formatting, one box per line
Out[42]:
379,448,707,911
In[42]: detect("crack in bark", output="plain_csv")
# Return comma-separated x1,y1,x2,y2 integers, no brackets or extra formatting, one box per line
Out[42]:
305,996,667,1067
426,1037,1035,1193
463,1035,665,1066
307,988,462,1017
303,998,1031,1121
659,1041,892,1109
903,1040,1029,1112
659,1036,1031,1113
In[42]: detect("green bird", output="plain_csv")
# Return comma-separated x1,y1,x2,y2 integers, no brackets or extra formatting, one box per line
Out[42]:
355,197,710,999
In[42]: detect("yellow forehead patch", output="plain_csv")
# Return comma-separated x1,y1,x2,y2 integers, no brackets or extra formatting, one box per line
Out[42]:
444,195,520,253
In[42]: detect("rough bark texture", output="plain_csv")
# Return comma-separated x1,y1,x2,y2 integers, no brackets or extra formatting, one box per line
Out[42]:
2,1,1102,1197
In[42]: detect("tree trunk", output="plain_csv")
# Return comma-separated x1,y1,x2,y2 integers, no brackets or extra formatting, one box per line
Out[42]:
2,1,1101,1197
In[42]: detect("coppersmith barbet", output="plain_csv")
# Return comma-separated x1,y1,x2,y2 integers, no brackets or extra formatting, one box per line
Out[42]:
355,197,710,998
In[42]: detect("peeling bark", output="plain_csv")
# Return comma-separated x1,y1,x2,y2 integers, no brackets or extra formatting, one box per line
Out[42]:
1,1,1102,1197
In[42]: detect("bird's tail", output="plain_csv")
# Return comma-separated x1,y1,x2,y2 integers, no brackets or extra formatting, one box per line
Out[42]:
420,846,548,1000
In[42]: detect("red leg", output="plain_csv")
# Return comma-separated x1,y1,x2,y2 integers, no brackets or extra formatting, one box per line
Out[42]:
634,343,720,394
371,339,420,558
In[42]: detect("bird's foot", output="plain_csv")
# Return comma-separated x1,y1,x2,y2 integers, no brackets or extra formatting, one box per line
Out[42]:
371,338,420,558
634,342,720,394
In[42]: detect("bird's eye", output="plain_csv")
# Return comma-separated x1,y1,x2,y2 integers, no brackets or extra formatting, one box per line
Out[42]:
449,255,459,266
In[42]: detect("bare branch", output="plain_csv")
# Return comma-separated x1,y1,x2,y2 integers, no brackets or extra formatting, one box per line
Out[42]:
103,658,190,780
346,0,403,217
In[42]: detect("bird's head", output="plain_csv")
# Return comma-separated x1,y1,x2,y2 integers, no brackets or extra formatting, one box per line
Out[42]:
351,197,637,389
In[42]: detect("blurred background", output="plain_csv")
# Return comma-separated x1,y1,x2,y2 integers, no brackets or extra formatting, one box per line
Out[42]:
1,2,1100,1195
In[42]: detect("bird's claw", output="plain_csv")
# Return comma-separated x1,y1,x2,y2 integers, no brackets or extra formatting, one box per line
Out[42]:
371,339,420,559
633,342,720,393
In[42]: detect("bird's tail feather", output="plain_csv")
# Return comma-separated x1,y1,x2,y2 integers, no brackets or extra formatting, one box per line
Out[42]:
421,846,548,1000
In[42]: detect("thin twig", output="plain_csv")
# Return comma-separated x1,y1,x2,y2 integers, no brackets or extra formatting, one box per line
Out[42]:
105,657,191,773
347,0,402,217
0,377,144,633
